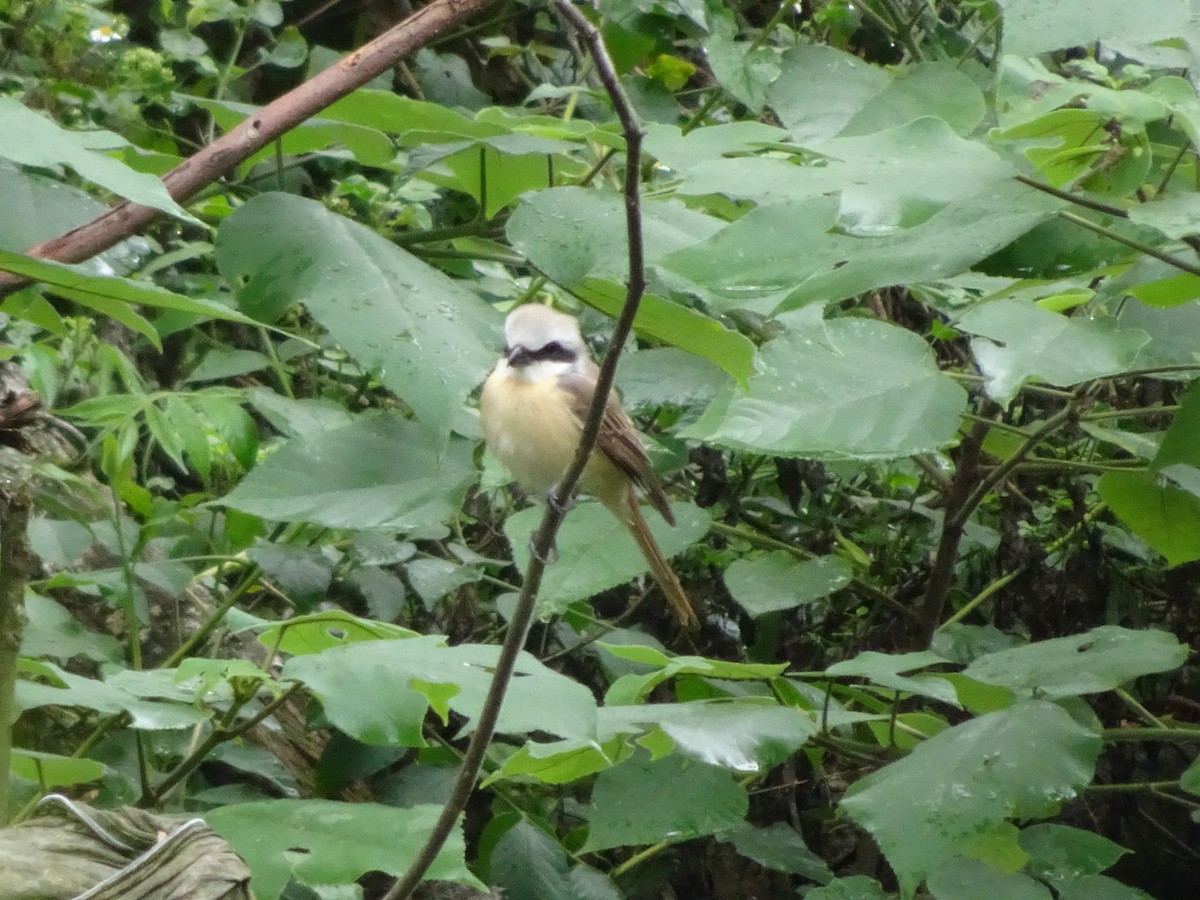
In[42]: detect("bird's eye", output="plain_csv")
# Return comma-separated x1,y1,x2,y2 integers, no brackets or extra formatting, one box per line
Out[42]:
541,341,563,355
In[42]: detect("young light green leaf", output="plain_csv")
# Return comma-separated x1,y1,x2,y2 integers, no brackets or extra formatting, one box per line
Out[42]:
1098,471,1200,566
841,701,1101,896
9,749,105,787
599,700,816,771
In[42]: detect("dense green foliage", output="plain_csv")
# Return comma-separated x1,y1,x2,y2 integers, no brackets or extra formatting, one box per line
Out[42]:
3,0,1200,897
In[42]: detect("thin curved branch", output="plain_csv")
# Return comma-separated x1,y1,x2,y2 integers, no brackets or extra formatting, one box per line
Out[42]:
0,0,499,297
379,3,646,897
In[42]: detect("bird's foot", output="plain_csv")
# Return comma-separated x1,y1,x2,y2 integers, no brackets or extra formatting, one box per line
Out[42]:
529,532,559,565
545,486,574,515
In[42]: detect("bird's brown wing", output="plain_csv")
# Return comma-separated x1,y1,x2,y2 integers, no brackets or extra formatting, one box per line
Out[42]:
558,372,675,526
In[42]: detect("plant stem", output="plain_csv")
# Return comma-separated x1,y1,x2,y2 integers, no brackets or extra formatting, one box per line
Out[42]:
1059,210,1200,278
140,682,301,806
0,481,32,826
937,569,1019,630
1101,727,1200,743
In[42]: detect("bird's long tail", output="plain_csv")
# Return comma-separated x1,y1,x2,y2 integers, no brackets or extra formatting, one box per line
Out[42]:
612,489,698,628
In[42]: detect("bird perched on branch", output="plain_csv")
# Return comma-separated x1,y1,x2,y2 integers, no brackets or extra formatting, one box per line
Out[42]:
480,304,697,627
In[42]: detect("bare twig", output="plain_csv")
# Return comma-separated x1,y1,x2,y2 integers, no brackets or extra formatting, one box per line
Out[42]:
0,0,500,298
379,3,646,897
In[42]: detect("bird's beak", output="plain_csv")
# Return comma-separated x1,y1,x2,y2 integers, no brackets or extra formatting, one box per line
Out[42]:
505,344,533,367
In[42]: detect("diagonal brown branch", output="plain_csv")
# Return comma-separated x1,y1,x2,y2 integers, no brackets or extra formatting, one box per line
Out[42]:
0,0,499,298
379,3,647,897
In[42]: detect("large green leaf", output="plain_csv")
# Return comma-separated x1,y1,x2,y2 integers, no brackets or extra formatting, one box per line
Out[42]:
505,500,709,614
0,164,145,274
205,800,483,900
716,821,834,883
1018,824,1129,886
491,820,621,900
928,857,1051,900
1098,470,1200,566
283,636,598,745
219,413,476,531
215,193,498,437
682,312,967,459
996,0,1189,58
841,701,1101,896
582,753,749,851
724,552,852,617
963,627,1188,698
767,45,889,143
660,183,1061,314
599,700,815,771
0,98,194,221
957,300,1150,405
648,118,1012,229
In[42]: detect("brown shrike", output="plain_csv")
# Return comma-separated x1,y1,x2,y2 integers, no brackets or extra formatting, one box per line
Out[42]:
480,304,697,627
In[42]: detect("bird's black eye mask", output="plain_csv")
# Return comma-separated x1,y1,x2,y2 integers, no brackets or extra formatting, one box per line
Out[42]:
505,340,576,367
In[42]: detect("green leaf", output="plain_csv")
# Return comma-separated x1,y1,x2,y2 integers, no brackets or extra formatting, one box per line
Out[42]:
505,501,709,614
489,737,623,785
652,118,1012,230
928,857,1051,900
197,98,393,167
507,186,720,286
683,312,967,459
20,592,121,664
716,821,834,883
841,701,1101,896
205,800,483,900
582,753,749,851
216,193,498,438
660,183,1061,314
0,163,145,275
616,347,730,411
724,552,852,617
996,0,1189,58
1018,823,1129,885
1055,876,1154,900
806,877,890,900
600,700,815,771
0,250,256,351
283,636,597,745
576,280,755,384
9,749,105,787
1098,471,1200,567
1151,382,1200,475
219,413,476,531
703,13,779,114
826,650,960,706
841,62,986,137
962,627,1187,700
250,609,418,656
491,819,620,900
768,45,889,144
0,98,196,222
957,300,1150,406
